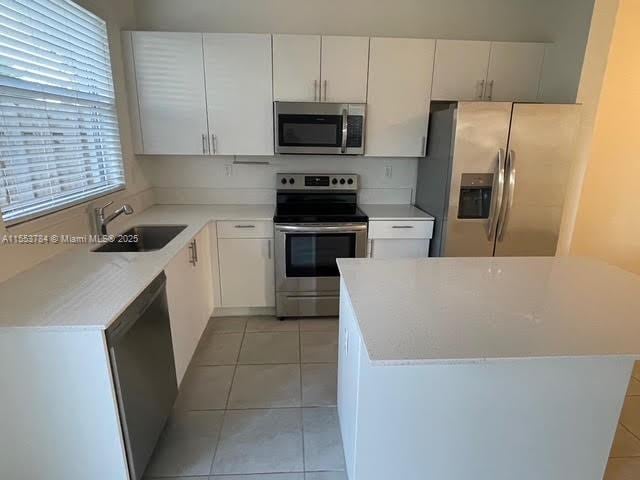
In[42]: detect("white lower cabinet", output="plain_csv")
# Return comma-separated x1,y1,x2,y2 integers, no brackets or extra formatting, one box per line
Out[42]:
367,220,434,259
165,226,213,385
217,221,275,308
337,280,363,480
368,238,430,259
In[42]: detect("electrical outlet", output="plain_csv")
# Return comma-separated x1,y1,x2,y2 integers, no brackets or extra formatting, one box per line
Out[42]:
225,164,233,177
385,165,392,178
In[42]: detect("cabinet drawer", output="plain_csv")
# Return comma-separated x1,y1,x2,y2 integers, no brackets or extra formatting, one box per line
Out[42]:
368,220,433,239
217,220,273,238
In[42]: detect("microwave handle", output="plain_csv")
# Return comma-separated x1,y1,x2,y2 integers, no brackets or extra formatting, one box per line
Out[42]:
341,108,348,153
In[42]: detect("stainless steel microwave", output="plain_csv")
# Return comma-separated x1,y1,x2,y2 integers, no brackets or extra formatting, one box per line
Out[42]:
274,102,366,155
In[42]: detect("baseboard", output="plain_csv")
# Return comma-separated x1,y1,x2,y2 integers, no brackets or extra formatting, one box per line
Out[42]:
212,306,276,317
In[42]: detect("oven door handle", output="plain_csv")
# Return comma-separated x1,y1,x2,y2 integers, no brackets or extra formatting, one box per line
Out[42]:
275,224,368,233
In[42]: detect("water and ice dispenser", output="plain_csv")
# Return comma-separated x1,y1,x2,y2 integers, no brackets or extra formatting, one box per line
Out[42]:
457,173,493,219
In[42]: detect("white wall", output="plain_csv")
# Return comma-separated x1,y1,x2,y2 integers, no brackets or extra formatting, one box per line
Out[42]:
133,0,595,103
142,155,418,205
556,0,620,255
538,0,599,103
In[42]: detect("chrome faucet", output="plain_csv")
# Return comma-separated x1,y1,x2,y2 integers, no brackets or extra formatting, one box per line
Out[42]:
94,201,134,235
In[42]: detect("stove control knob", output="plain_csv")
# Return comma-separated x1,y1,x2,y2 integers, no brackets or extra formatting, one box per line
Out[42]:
340,178,346,185
331,178,338,185
347,178,354,185
289,178,295,184
281,177,287,185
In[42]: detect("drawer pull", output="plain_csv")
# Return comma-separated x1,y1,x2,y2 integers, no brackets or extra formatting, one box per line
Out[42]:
392,225,414,229
234,224,255,229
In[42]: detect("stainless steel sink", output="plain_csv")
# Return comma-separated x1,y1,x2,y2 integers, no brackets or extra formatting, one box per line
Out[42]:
92,225,187,253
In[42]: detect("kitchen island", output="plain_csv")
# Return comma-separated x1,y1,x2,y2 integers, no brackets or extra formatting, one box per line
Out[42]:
336,257,640,480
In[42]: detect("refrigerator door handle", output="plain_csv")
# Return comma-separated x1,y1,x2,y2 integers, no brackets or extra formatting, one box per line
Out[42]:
497,149,516,242
486,148,506,240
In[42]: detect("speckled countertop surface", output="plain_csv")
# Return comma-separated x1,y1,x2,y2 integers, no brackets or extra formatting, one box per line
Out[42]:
0,205,274,331
338,256,640,365
360,204,434,220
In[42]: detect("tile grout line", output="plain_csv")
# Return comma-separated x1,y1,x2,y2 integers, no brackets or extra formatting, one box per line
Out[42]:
299,319,307,474
209,316,248,476
620,421,640,443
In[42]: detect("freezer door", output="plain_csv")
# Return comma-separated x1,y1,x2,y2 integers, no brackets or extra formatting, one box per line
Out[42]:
494,103,581,256
444,102,512,257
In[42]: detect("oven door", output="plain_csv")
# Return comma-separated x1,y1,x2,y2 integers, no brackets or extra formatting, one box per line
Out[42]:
274,102,365,155
274,223,368,292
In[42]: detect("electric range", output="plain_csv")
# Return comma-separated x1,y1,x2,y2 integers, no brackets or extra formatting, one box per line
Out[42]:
273,173,369,318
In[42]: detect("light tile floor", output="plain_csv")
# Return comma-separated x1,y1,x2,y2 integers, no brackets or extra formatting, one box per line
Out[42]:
145,316,345,480
147,316,638,480
605,362,640,479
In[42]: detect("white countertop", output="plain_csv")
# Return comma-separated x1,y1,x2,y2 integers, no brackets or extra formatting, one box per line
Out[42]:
360,204,434,221
338,256,640,365
0,204,273,331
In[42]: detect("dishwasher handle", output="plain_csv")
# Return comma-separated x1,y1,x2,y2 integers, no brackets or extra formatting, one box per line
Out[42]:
106,272,167,345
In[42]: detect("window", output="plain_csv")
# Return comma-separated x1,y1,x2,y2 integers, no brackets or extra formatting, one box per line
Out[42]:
0,0,125,226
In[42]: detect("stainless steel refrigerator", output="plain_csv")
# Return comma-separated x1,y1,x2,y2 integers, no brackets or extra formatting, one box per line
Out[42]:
416,101,581,257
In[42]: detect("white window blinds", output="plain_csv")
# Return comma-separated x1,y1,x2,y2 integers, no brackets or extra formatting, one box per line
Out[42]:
0,0,125,226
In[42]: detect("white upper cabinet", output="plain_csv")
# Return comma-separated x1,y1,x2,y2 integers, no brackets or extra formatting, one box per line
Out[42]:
431,40,546,102
273,34,369,103
365,37,435,157
320,36,369,103
273,34,321,101
130,32,209,155
203,34,274,155
486,42,545,102
431,40,491,101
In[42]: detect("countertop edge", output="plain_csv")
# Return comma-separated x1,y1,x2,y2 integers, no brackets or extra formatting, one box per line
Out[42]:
0,204,275,332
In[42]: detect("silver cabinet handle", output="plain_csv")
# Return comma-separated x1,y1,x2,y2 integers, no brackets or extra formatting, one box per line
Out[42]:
477,79,485,100
392,225,414,229
234,224,255,229
368,239,373,258
211,134,217,154
314,80,318,101
267,239,272,259
341,108,348,153
323,80,327,101
486,148,506,240
188,239,197,266
193,238,198,263
201,133,207,154
486,80,494,101
497,149,516,242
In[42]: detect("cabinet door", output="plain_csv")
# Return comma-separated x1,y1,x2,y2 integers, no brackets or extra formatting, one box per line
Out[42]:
203,34,274,155
369,239,430,259
132,32,209,155
431,40,491,101
338,286,363,480
273,34,321,101
165,243,199,385
219,238,275,307
193,226,214,328
320,36,369,103
365,38,435,157
486,42,545,102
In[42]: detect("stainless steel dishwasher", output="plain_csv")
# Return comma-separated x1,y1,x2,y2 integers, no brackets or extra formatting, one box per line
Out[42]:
106,272,177,480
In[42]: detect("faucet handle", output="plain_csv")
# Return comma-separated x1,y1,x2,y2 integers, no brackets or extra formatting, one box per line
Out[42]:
96,200,113,215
